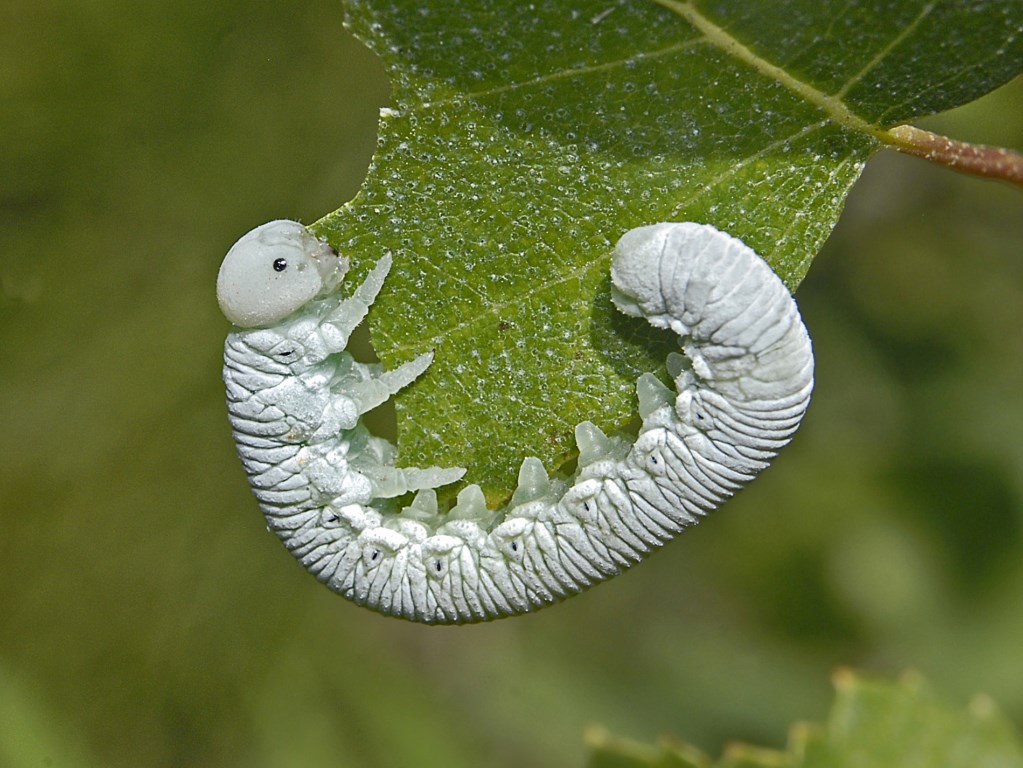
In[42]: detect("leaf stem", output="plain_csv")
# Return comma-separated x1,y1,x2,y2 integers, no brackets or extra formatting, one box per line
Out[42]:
882,125,1023,186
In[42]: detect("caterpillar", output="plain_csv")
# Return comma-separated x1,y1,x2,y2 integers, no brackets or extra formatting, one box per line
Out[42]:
217,220,813,624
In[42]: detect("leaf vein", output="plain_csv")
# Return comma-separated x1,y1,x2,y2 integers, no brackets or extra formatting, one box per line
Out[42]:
420,39,706,108
668,119,832,216
386,256,599,355
878,33,1022,124
833,2,936,99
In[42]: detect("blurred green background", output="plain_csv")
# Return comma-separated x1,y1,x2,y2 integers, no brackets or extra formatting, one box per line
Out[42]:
2,2,1022,766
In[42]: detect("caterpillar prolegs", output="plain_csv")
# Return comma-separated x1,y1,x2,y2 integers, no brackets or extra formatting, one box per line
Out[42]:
217,220,813,623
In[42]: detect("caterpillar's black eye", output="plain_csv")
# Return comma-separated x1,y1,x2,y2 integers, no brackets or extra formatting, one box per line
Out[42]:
272,258,288,272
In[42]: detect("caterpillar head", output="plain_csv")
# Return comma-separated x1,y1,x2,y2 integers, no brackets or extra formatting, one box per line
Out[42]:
217,219,348,328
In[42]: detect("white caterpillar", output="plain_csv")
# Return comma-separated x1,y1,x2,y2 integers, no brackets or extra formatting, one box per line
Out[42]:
217,220,813,624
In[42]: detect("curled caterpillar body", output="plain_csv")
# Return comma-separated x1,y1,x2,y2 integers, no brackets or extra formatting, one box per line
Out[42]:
219,220,813,623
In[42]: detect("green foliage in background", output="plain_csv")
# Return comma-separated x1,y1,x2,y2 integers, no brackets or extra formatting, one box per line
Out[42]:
317,0,1023,498
1,0,1022,766
587,671,1023,767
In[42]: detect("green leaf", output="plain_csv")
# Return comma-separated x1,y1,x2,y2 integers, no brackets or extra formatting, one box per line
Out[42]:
314,0,1023,499
586,670,1023,768
586,726,710,768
